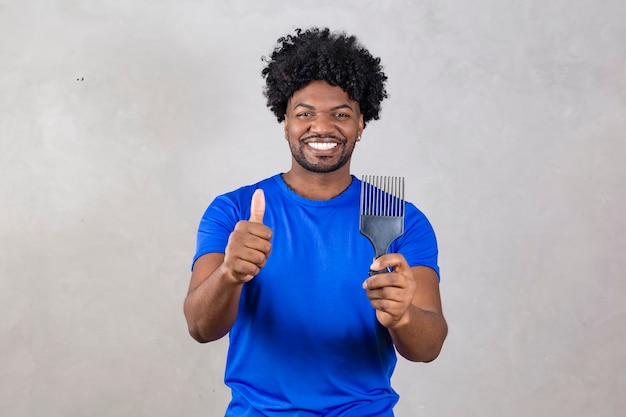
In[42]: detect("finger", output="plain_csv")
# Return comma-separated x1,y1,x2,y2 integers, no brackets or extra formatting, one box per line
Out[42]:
369,298,402,313
365,286,402,301
224,245,269,282
362,272,403,290
370,253,407,274
228,227,271,255
249,189,265,223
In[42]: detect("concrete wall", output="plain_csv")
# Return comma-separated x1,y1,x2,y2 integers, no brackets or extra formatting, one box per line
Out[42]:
1,0,625,416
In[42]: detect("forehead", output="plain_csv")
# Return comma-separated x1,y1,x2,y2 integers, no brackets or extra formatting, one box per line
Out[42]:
289,80,357,108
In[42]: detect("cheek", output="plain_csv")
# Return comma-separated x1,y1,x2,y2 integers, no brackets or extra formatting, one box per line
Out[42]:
339,124,360,138
286,123,306,139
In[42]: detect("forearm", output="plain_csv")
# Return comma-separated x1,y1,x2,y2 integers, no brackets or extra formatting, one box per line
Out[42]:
388,305,448,362
184,263,243,343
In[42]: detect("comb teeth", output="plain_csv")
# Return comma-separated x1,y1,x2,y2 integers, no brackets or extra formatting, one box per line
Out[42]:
360,175,405,217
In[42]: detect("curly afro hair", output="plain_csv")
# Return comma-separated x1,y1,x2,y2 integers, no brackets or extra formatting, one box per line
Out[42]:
262,27,388,127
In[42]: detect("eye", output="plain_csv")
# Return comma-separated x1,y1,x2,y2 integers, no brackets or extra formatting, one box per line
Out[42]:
296,111,313,118
334,112,350,119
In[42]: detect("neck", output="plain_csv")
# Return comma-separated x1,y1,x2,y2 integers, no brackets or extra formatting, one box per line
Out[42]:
281,167,353,200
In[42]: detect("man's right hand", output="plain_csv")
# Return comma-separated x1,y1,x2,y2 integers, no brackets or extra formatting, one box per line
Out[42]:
222,189,272,283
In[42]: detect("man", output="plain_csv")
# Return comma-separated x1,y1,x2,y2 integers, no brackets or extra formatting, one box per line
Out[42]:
184,27,447,416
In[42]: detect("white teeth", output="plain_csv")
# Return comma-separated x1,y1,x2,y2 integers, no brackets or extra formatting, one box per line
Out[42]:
309,142,337,150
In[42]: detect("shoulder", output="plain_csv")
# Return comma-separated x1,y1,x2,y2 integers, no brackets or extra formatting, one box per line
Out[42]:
222,175,279,199
204,175,280,220
395,201,439,270
405,202,435,233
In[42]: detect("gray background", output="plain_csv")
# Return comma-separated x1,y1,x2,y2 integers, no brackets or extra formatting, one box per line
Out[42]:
1,0,625,416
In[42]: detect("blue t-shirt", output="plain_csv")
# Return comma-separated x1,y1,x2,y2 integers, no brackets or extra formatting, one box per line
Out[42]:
193,174,439,416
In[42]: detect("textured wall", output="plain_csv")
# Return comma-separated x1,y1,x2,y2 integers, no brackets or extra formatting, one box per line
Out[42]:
1,1,625,416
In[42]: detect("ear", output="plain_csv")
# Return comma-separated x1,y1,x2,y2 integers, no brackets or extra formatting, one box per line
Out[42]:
358,114,364,137
283,115,289,140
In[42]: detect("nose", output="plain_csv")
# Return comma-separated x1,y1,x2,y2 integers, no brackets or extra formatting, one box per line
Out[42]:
309,113,336,136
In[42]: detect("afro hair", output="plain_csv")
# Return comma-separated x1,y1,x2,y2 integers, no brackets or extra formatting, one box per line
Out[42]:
262,27,388,126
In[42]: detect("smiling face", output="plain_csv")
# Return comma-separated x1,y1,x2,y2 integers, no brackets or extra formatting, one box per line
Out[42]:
284,80,364,175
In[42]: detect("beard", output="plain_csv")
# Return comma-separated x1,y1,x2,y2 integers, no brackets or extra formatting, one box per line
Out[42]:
288,137,356,173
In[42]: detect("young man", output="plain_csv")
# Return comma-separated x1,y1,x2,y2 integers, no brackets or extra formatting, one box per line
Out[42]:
184,27,447,416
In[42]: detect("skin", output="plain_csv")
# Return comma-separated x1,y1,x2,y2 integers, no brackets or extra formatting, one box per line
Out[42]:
183,80,447,362
281,80,364,200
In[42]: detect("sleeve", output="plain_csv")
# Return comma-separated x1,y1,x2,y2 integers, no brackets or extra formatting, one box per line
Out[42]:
191,195,241,270
391,202,440,280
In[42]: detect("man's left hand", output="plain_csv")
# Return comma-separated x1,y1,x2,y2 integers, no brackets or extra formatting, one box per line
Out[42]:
362,254,417,329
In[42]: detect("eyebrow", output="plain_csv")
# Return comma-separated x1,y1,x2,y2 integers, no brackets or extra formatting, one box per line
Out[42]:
292,103,355,112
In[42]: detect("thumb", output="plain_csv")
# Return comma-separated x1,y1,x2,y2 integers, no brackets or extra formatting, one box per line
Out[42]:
249,189,265,223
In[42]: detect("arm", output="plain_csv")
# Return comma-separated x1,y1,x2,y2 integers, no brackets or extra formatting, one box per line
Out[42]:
184,189,271,343
184,253,244,342
363,256,447,362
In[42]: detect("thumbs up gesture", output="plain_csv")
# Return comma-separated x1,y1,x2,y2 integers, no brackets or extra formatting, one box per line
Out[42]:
249,188,266,224
223,189,273,284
